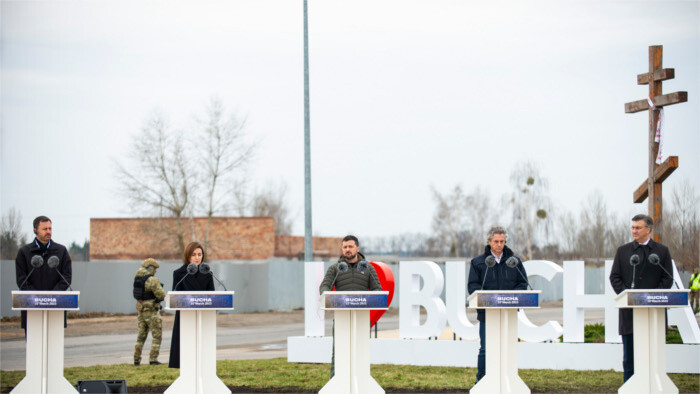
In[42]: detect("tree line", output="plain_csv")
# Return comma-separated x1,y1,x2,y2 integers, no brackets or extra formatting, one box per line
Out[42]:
364,162,699,273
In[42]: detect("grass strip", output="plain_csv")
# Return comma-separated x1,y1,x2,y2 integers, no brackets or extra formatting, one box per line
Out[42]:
2,358,698,393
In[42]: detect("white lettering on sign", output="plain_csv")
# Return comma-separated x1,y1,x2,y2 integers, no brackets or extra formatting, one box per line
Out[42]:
35,297,57,306
190,297,212,306
345,297,367,306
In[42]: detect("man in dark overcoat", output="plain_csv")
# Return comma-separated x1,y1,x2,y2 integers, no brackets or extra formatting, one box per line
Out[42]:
609,214,673,382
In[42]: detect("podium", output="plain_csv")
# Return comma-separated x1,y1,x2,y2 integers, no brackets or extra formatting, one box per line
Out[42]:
615,289,689,394
164,291,235,394
320,291,389,394
11,290,80,394
467,290,540,394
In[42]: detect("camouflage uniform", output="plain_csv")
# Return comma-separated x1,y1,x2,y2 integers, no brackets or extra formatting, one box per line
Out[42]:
133,258,165,365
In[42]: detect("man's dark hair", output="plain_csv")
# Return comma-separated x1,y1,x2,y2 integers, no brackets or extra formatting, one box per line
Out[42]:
342,235,359,246
631,214,653,228
33,215,51,229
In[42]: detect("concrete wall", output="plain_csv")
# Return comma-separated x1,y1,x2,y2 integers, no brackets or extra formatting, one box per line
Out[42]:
1,259,305,317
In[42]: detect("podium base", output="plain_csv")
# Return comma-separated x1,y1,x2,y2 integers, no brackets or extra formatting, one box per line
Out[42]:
164,375,230,394
618,373,678,394
319,374,383,394
470,374,530,394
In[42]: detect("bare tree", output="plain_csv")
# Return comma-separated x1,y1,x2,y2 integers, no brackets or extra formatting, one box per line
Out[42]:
665,179,699,272
506,161,552,260
116,111,191,253
194,98,255,248
250,180,294,235
431,185,469,257
1,208,27,259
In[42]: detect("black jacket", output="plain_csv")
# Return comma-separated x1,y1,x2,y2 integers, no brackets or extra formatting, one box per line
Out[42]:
319,253,382,294
15,239,72,329
467,245,528,322
609,239,673,335
168,264,215,368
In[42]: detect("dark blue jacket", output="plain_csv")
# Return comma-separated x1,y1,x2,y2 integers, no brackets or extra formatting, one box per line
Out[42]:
467,245,528,321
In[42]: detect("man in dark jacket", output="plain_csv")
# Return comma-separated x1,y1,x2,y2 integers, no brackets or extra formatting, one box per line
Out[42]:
467,226,528,383
319,235,382,377
15,216,72,333
609,214,673,382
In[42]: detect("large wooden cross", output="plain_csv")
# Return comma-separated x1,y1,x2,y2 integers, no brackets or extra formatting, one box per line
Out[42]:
624,45,687,242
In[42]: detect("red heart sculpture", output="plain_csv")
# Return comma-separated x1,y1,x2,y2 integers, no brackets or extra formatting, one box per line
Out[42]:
369,261,395,328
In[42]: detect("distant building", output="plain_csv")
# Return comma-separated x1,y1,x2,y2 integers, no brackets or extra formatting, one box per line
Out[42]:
89,217,341,260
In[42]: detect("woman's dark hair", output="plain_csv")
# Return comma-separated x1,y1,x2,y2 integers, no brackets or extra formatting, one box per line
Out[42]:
183,241,206,265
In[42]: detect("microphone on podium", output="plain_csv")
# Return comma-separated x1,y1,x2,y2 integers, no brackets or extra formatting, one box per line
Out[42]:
505,256,532,290
481,255,496,290
174,263,198,290
47,256,72,290
358,261,381,289
330,261,349,290
629,255,640,289
18,255,44,290
648,253,679,289
199,263,227,290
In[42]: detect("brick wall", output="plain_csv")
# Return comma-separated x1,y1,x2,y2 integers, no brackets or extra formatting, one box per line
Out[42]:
90,217,275,260
274,235,344,259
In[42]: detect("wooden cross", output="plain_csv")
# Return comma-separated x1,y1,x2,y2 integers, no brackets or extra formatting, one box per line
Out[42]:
624,45,687,242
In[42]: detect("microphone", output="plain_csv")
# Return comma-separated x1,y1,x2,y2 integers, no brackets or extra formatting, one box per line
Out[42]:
358,261,381,290
330,261,349,290
47,256,72,290
174,263,198,290
648,253,679,289
18,255,44,290
481,255,496,290
629,255,640,289
505,256,532,290
199,263,227,291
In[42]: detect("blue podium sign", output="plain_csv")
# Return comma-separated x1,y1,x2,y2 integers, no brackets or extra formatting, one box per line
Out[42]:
476,292,539,308
167,292,234,310
12,291,79,310
324,293,387,309
626,291,688,307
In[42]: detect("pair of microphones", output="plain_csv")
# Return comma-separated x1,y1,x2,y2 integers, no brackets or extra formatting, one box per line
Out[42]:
174,262,227,290
480,255,532,290
629,253,679,288
329,260,381,290
18,255,72,290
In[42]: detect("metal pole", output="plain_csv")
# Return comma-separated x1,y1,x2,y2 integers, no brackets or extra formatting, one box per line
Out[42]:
303,0,313,262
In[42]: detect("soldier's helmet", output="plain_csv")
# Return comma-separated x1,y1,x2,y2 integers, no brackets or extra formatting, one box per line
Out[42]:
141,258,160,269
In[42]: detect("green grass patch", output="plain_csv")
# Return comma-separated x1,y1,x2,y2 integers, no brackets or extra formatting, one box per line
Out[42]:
2,358,698,393
559,323,685,344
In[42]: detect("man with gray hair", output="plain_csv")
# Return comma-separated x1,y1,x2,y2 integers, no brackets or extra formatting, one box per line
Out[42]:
467,226,528,383
609,214,673,383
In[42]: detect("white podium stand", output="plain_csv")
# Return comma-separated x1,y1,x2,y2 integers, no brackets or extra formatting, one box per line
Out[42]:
615,289,689,394
164,291,235,394
11,290,79,394
320,291,389,394
468,290,540,394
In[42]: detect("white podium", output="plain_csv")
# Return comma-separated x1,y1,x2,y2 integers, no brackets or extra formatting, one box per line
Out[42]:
468,290,540,394
615,289,689,394
320,291,389,394
11,290,80,394
164,291,235,394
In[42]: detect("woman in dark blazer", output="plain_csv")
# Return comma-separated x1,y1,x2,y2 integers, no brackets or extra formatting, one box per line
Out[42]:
168,241,215,368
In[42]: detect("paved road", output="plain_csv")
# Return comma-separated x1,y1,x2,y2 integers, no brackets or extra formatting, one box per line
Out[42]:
0,306,608,371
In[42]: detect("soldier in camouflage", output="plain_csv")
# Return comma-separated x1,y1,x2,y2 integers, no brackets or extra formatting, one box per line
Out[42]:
133,258,165,366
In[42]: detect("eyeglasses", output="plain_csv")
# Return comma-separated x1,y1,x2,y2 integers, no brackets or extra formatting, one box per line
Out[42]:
631,226,647,230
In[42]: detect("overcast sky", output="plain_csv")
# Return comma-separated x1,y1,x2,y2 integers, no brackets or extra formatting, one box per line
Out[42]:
1,0,698,246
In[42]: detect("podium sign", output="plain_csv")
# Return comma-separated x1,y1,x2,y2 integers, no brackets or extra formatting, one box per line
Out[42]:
12,291,79,310
323,292,388,309
166,291,234,310
616,289,689,394
164,291,234,394
468,290,540,394
10,291,79,394
320,291,388,394
470,291,539,308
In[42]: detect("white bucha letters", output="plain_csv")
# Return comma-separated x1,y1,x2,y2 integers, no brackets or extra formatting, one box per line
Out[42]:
399,261,447,338
398,259,698,344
